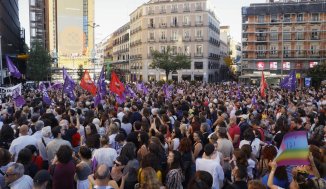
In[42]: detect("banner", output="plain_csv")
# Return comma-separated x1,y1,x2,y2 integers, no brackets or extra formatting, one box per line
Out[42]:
305,78,311,87
0,84,22,98
274,131,309,166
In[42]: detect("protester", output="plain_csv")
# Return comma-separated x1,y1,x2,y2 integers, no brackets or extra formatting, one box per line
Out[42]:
0,79,324,189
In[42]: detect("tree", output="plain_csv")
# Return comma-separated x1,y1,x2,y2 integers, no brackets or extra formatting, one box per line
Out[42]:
77,65,84,81
223,56,233,68
307,62,326,88
151,46,191,80
27,42,52,81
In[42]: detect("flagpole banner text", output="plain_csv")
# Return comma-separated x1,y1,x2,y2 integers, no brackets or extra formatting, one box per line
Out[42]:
0,84,22,98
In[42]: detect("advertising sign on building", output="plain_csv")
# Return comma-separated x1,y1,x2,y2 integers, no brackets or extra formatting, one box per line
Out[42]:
283,62,290,70
257,62,265,70
309,62,318,68
270,62,277,70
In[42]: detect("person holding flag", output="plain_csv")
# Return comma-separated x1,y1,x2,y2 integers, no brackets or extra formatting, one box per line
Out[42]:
80,70,97,96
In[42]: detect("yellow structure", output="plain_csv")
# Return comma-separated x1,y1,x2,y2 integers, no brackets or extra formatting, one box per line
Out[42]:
47,0,95,70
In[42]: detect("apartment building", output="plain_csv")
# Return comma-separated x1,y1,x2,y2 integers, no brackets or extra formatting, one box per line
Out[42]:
241,0,326,83
129,0,222,82
111,23,130,82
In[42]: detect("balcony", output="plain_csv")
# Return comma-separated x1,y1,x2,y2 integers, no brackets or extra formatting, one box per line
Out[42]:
195,36,203,41
195,6,202,11
311,36,320,40
256,37,267,41
170,22,178,27
171,8,178,13
160,9,166,14
159,23,167,28
182,37,191,42
195,21,203,26
148,24,155,28
183,22,191,26
148,38,155,42
184,8,190,12
159,38,167,43
194,53,203,58
170,37,178,42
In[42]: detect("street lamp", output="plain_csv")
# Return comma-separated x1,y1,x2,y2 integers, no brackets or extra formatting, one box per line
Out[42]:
91,49,96,80
88,23,99,80
0,35,3,85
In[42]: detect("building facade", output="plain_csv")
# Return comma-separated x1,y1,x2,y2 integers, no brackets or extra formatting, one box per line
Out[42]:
111,23,130,82
0,0,25,83
30,0,95,79
129,0,222,82
241,0,326,83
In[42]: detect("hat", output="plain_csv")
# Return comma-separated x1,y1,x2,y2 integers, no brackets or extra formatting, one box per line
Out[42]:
33,170,51,185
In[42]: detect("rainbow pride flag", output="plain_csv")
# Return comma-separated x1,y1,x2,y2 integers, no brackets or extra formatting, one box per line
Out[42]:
274,131,309,166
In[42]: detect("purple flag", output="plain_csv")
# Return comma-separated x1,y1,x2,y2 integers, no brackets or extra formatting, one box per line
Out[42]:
280,70,296,92
237,87,241,100
142,83,149,95
94,68,106,106
97,68,106,96
116,93,126,104
63,68,76,100
14,95,26,107
125,85,136,98
39,82,51,105
252,95,257,105
5,55,21,79
136,82,149,94
49,82,63,90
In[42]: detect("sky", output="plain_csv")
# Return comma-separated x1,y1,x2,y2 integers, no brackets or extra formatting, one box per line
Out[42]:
19,0,264,46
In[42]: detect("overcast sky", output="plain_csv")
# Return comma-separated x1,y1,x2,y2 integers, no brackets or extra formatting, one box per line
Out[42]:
19,0,264,46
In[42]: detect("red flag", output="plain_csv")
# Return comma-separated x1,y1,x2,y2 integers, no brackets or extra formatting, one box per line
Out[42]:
260,71,267,98
80,70,97,96
109,72,125,96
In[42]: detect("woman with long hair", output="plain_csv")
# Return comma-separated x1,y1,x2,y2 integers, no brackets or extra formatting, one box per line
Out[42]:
137,131,150,161
193,131,203,159
136,167,164,189
165,150,184,189
178,137,194,188
83,123,100,150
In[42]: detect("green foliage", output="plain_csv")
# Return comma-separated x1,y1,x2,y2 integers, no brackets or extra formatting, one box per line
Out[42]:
77,65,84,81
151,46,191,80
27,42,52,81
307,62,326,87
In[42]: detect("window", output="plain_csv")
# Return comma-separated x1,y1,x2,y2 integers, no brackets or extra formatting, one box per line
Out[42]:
149,46,154,54
257,45,266,56
311,13,319,21
297,13,304,22
184,16,190,25
184,30,190,38
310,45,318,55
161,31,166,40
160,46,166,53
184,46,190,55
311,29,319,40
271,14,278,22
172,31,177,40
149,18,154,28
296,30,304,40
284,14,291,22
296,45,303,55
270,29,278,41
196,30,202,38
283,45,290,57
171,46,177,55
172,17,177,26
196,45,203,54
149,32,154,40
195,62,203,69
196,2,202,10
196,15,202,24
258,15,264,23
172,4,178,13
283,29,291,40
160,5,166,13
184,3,190,11
270,45,277,54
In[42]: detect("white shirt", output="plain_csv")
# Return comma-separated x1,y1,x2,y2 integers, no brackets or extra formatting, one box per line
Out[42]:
239,138,261,158
172,138,180,150
9,135,37,161
121,123,132,135
92,147,117,168
117,112,125,122
196,158,224,189
36,137,52,161
32,131,43,140
8,175,33,189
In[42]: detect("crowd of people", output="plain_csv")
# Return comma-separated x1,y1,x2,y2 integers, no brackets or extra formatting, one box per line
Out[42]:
0,81,325,189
